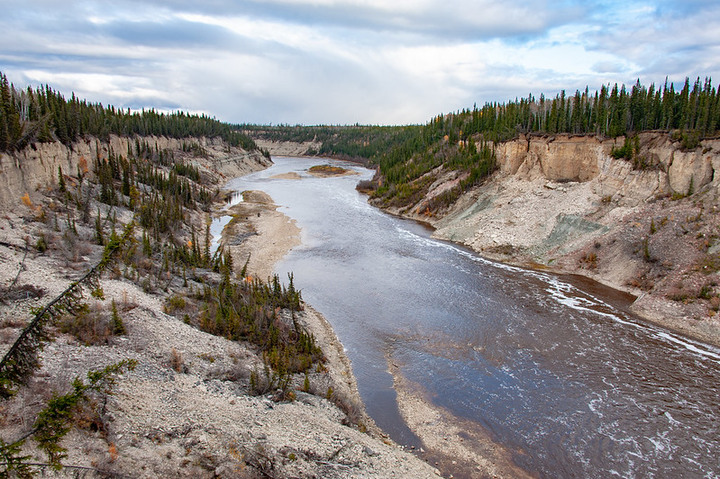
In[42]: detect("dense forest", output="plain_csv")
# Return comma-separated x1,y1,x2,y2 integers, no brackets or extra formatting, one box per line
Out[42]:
0,72,259,153
248,77,720,210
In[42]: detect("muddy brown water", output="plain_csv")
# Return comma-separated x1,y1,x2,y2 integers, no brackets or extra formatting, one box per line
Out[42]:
221,157,720,478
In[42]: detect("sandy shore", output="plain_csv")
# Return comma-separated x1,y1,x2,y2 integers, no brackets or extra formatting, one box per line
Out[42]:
386,353,533,479
270,172,302,180
223,190,301,281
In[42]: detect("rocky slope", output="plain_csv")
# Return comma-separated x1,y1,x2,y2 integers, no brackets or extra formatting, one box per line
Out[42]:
0,135,271,209
389,132,720,346
254,139,322,158
0,136,440,478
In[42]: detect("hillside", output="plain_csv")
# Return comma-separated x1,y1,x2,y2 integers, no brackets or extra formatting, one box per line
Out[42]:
0,124,440,477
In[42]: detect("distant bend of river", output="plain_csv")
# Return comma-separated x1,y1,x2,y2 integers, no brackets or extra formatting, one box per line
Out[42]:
221,157,720,479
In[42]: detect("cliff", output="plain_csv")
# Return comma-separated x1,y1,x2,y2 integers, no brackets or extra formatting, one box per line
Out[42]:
398,132,720,346
254,138,322,157
0,135,271,209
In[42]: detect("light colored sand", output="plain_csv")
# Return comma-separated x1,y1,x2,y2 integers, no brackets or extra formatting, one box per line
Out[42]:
224,190,301,281
387,354,533,478
270,172,302,180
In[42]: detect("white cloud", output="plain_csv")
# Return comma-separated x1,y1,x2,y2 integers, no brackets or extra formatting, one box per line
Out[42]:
0,0,719,124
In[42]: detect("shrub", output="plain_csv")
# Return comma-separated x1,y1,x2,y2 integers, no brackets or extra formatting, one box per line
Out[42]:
668,290,691,302
642,237,652,262
169,348,185,373
35,234,48,253
710,296,720,312
110,300,126,335
328,387,366,430
302,374,310,393
698,284,714,300
356,179,378,193
697,253,720,274
164,294,186,314
580,251,598,269
58,304,109,345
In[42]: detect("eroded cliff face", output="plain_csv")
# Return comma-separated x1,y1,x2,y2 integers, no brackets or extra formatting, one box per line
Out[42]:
421,132,720,345
0,135,271,209
254,138,322,157
493,132,718,199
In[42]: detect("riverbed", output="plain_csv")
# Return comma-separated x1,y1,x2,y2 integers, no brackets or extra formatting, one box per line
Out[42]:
224,156,720,479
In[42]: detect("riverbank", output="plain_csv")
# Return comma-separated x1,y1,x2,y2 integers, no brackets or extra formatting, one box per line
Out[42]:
0,140,442,477
377,157,720,349
228,160,537,478
428,185,720,348
219,189,377,432
215,186,445,475
222,190,302,280
386,353,534,479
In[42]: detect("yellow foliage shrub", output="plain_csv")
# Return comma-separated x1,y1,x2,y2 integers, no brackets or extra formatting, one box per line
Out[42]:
21,192,34,208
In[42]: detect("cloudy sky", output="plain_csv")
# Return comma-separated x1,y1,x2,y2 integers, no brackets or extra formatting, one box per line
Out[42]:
1,0,719,125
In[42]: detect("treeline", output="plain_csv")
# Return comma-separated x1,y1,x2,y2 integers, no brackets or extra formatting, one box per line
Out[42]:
0,71,258,153
451,76,720,143
248,77,720,211
250,77,720,154
241,123,417,163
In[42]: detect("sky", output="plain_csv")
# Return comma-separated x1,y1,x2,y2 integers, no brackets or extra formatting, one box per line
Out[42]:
1,0,719,125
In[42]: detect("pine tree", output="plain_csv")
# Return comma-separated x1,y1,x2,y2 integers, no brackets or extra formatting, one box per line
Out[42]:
111,300,125,335
58,166,66,193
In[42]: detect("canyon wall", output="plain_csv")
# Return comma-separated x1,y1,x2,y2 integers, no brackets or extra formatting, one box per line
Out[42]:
254,138,322,157
493,133,718,201
0,135,270,209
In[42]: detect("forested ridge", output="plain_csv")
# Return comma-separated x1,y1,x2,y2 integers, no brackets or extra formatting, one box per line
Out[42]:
249,76,720,209
0,72,259,153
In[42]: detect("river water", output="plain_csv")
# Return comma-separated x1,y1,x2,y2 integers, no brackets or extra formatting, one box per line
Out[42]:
223,157,720,478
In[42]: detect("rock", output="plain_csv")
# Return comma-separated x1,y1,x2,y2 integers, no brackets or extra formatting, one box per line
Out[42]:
364,446,378,456
667,150,714,194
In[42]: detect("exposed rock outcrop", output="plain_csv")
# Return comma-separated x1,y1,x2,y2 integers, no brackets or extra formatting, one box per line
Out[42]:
493,132,719,198
0,135,271,209
254,139,322,157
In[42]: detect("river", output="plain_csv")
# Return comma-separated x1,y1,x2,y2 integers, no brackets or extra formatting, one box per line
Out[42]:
221,156,720,478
